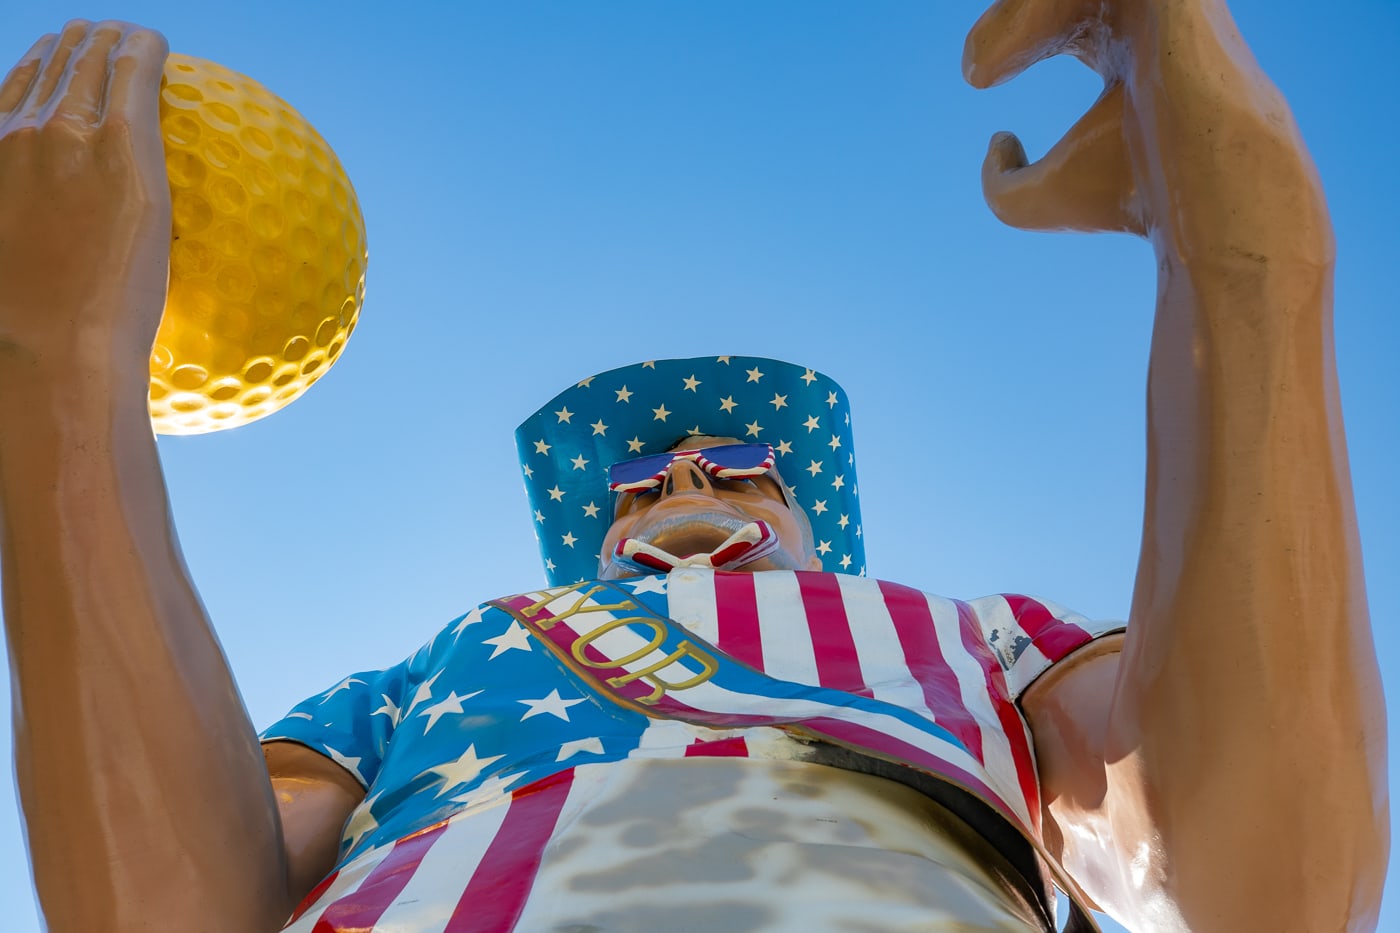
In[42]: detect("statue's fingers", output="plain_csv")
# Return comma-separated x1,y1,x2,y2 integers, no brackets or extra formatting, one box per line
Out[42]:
981,84,1144,236
0,34,53,120
963,0,1102,89
103,27,167,127
48,22,126,125
22,20,89,118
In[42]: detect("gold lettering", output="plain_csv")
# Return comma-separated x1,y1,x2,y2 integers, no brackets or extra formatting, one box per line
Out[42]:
571,616,668,667
516,583,637,629
607,640,720,705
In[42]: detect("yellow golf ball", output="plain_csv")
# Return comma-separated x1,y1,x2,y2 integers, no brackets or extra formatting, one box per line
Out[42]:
151,54,367,435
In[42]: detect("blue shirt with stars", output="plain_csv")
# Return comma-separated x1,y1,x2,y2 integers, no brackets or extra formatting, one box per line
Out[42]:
260,577,673,861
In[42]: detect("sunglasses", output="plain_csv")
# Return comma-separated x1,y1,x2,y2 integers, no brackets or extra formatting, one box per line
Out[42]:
607,443,776,494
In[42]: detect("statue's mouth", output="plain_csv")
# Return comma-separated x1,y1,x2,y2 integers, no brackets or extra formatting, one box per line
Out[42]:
613,518,777,573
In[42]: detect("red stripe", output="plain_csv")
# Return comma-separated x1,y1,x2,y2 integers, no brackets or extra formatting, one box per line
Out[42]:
288,868,339,925
311,823,448,932
446,769,575,932
878,581,985,762
713,572,763,668
684,736,749,757
954,599,1042,826
1001,594,1092,662
797,572,869,695
798,715,1018,825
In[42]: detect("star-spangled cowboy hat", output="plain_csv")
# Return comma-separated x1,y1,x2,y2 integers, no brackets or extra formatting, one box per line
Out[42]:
516,356,865,585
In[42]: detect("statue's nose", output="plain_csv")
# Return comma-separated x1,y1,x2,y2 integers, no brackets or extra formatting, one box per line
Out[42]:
659,459,715,498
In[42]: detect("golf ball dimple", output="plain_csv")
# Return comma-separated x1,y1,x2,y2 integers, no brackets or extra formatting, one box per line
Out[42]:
151,54,367,435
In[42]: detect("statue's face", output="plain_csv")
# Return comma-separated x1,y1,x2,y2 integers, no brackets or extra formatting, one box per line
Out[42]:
599,436,821,579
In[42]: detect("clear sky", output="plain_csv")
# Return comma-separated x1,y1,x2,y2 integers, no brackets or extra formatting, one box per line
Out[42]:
2,2,1396,930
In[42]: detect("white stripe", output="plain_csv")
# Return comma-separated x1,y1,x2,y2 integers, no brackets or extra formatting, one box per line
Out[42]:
924,595,1030,824
967,594,1054,697
833,574,938,715
502,767,609,931
279,840,395,931
666,570,720,642
372,795,514,933
749,572,820,685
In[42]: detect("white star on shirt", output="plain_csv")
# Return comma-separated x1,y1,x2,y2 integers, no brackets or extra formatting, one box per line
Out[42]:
828,434,842,450
806,460,823,476
483,620,532,659
831,474,846,490
642,361,656,368
652,404,671,422
320,676,365,700
577,376,595,388
827,391,839,408
342,791,383,849
626,436,645,452
405,672,445,718
746,366,764,383
582,501,601,518
616,386,633,403
683,375,701,391
627,575,668,595
840,554,853,569
717,356,731,364
522,464,534,479
816,540,833,555
812,499,828,515
801,368,817,385
451,606,486,636
803,415,820,432
545,558,556,572
419,689,481,732
548,485,566,501
571,454,589,471
519,689,587,722
745,420,762,437
776,440,793,456
719,396,738,413
555,406,573,423
838,513,850,529
534,439,551,455
326,746,365,784
534,510,546,523
591,419,608,436
562,532,577,548
423,744,503,798
372,694,402,726
770,393,788,410
556,737,606,761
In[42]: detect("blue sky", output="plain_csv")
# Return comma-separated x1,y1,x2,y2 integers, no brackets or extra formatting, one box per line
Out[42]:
3,2,1397,930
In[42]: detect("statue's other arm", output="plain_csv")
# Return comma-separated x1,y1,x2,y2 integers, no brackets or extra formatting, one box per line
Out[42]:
964,2,1387,930
0,22,360,930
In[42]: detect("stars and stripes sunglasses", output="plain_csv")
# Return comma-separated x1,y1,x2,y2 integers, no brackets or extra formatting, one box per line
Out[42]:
607,443,777,494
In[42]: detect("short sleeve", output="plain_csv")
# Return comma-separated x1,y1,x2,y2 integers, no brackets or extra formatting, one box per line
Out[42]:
259,624,456,788
966,593,1124,700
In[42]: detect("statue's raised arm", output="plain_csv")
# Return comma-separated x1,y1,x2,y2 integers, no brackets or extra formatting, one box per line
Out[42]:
965,1,1388,929
0,20,362,931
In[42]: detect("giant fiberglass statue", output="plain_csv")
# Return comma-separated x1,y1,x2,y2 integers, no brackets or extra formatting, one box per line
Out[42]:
0,2,1386,931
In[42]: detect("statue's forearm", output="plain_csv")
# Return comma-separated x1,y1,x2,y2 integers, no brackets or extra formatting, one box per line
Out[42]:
1106,10,1387,928
0,372,295,931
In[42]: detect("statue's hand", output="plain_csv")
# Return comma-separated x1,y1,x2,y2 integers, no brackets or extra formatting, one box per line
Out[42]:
963,0,1312,249
0,21,170,384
